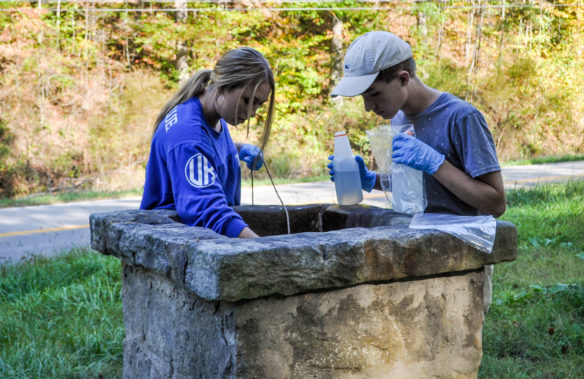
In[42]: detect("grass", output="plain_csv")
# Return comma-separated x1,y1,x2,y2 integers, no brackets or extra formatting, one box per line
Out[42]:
480,180,584,377
501,154,584,167
0,180,582,377
0,189,143,209
241,173,329,187
0,250,124,378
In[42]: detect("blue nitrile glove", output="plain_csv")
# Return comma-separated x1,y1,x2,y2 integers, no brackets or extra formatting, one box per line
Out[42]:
327,155,376,192
392,134,445,175
239,144,264,170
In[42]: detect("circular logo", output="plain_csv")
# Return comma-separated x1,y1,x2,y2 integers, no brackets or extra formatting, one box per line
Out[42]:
185,154,216,188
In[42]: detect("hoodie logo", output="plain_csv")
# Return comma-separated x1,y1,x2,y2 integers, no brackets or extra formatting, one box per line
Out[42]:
344,64,350,69
185,154,216,188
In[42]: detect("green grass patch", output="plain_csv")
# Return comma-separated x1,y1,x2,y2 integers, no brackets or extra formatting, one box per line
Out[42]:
0,188,143,209
501,154,584,167
241,173,329,187
0,250,124,378
480,180,584,377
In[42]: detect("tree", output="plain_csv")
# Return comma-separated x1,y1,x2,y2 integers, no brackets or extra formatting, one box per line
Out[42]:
329,14,344,95
175,0,189,84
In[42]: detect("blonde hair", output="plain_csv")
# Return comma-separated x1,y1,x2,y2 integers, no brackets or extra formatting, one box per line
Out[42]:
153,47,275,151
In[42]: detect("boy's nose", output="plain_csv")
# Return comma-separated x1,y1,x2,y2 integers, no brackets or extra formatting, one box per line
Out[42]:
364,99,375,112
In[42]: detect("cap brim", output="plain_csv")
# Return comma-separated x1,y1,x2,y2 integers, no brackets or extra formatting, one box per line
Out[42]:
331,72,379,97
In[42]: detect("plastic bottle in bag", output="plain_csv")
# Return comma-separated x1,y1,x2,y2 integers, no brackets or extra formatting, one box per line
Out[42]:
333,131,363,205
365,124,393,173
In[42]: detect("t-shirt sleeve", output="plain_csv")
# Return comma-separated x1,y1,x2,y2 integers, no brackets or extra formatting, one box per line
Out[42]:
167,143,248,238
451,110,501,178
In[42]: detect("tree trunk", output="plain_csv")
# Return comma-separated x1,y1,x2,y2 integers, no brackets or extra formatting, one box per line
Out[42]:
70,11,74,58
84,6,89,61
417,9,428,38
466,0,484,101
465,0,475,65
329,14,344,96
496,1,506,78
471,2,484,98
57,0,61,50
175,0,188,23
436,2,445,54
175,0,189,85
37,0,43,44
472,1,484,71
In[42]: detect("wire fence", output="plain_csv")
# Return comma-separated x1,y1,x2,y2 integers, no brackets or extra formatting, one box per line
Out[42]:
1,0,580,3
0,0,582,12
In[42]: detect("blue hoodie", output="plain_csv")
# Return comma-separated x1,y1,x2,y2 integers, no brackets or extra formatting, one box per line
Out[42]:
140,97,248,237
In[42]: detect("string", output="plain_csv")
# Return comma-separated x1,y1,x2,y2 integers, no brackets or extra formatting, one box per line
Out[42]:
251,160,290,235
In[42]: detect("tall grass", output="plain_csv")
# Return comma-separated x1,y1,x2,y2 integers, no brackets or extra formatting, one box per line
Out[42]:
0,181,582,377
0,250,123,378
480,180,584,377
501,154,584,167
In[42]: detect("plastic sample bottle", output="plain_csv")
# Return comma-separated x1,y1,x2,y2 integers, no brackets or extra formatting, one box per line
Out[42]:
333,131,363,205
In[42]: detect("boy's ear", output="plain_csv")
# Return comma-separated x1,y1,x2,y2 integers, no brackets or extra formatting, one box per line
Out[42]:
398,71,410,86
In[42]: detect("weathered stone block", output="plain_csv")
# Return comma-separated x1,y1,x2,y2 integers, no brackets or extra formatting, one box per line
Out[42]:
90,205,517,378
122,263,485,378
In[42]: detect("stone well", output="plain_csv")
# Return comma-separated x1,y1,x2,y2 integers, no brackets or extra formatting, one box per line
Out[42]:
90,205,517,378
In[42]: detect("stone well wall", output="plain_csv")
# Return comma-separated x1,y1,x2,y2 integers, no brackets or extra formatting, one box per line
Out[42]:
90,205,517,378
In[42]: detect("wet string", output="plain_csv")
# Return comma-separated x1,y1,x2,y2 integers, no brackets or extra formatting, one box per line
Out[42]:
250,154,291,235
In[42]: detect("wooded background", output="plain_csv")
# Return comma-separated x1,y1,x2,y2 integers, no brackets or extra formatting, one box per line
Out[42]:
0,0,582,197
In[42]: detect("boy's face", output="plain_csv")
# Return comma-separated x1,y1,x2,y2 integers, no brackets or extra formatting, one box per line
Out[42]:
361,73,408,120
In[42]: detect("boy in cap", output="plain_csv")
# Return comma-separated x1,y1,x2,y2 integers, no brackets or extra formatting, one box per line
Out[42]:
329,31,506,218
328,31,505,315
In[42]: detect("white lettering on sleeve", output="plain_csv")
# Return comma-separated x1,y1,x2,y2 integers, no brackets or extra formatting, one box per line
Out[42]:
164,107,178,132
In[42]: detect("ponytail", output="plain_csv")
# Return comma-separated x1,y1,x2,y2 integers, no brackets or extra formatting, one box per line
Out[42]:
153,69,213,133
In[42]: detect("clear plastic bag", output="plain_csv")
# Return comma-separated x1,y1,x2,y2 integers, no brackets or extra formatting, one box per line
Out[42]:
365,125,393,173
390,124,427,214
409,212,497,254
391,164,426,214
366,125,393,206
365,124,427,214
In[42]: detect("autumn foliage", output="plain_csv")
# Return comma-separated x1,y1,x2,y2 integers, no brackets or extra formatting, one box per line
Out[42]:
0,1,583,197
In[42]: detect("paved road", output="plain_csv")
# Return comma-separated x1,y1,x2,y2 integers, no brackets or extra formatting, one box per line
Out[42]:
1,160,583,264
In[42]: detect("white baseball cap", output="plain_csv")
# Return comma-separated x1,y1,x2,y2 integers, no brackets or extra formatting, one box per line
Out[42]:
331,31,413,97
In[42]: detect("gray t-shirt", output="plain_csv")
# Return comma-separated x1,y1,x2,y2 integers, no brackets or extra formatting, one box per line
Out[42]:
391,92,501,216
